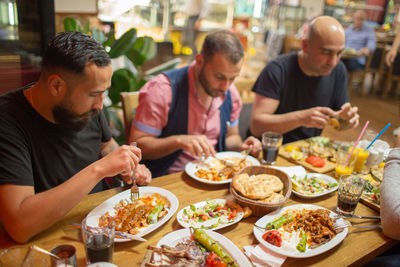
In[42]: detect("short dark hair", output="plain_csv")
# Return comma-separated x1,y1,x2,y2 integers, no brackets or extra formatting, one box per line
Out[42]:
42,31,110,74
201,30,244,64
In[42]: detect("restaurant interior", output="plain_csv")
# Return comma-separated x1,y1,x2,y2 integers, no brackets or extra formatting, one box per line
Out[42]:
0,0,399,266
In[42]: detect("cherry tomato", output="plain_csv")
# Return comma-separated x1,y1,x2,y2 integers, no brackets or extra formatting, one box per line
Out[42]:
306,155,325,168
228,209,237,220
206,252,227,267
262,230,282,247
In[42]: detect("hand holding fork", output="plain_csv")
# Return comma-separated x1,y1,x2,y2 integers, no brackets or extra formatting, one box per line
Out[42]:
130,142,139,201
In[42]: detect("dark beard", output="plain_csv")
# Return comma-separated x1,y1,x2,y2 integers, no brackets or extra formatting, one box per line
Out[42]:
199,67,223,98
53,105,99,131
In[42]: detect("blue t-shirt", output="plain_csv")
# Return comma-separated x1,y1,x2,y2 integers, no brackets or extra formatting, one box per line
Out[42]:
251,52,349,144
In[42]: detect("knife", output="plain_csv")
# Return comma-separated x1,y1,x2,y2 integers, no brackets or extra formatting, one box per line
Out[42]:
342,214,381,220
70,222,147,242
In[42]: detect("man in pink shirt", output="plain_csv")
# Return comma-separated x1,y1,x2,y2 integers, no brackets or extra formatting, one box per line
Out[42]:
130,30,261,177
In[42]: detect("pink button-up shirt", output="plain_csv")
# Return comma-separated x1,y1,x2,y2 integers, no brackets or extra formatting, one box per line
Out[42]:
133,63,242,173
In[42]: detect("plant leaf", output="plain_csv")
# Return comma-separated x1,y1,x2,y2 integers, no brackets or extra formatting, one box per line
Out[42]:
109,69,137,105
64,17,79,32
108,28,137,58
91,29,105,44
83,20,90,34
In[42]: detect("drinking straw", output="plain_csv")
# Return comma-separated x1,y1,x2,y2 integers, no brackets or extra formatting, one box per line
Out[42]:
344,120,370,167
364,123,391,151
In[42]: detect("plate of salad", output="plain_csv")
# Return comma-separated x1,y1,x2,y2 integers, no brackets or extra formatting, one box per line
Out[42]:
177,199,244,230
253,204,348,258
291,173,338,199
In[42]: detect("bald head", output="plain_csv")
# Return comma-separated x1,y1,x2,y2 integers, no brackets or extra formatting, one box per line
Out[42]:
306,16,345,43
299,16,345,76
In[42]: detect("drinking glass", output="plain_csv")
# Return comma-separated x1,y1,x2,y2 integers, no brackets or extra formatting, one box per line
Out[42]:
261,131,283,165
334,144,357,178
336,174,366,216
82,215,115,264
0,246,48,266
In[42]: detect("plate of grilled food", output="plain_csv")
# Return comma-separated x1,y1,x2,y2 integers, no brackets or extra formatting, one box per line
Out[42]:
185,151,260,184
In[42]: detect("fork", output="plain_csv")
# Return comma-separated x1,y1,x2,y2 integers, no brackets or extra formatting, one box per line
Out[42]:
333,219,382,230
130,142,139,201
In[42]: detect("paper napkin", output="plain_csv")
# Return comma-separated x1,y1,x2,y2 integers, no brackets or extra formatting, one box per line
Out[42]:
243,244,287,267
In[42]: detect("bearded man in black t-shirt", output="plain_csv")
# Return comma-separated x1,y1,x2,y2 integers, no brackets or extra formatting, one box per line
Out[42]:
0,32,151,243
250,16,360,144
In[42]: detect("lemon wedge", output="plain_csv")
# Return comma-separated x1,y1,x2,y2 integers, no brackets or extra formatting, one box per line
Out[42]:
285,145,301,152
291,150,304,160
379,162,385,168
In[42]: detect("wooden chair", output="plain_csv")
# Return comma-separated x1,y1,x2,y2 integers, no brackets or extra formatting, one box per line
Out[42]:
120,91,140,144
347,43,386,95
234,78,256,104
283,34,302,54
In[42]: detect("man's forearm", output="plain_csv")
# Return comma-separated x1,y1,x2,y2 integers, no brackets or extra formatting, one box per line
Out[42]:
225,134,243,152
0,163,103,243
250,111,303,137
136,135,182,160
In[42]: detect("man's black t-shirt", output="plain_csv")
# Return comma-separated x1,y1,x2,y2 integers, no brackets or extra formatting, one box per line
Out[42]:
0,87,112,193
252,52,349,143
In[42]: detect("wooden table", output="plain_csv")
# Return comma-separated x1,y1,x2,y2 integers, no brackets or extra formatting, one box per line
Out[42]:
0,157,397,266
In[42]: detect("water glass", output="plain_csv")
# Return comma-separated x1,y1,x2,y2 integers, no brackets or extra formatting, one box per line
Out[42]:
82,215,115,265
336,174,366,216
261,131,283,165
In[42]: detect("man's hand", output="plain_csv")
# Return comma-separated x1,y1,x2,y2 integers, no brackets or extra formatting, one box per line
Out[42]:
334,102,359,129
241,136,262,157
176,135,216,158
299,107,335,129
96,145,141,180
386,48,397,67
359,47,370,56
135,164,152,185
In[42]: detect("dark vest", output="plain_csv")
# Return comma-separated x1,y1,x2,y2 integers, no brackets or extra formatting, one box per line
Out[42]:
143,66,233,178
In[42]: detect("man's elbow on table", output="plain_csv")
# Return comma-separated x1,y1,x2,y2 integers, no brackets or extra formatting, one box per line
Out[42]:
2,218,36,243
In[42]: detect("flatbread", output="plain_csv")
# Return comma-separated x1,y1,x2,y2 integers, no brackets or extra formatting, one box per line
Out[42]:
233,173,284,200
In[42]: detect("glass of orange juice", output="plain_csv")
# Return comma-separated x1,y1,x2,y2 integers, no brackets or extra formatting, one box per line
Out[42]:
335,144,357,178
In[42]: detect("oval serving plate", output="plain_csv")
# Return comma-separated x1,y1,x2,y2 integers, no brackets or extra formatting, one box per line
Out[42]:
87,186,179,242
152,229,252,266
291,173,338,199
177,199,244,230
253,204,348,258
185,151,260,185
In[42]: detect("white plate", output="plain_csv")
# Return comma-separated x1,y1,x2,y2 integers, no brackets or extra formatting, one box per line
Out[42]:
185,151,260,184
291,173,338,199
153,229,252,266
176,199,244,230
253,204,348,258
87,186,179,243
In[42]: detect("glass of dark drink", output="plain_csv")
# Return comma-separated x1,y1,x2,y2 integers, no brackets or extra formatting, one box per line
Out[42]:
82,215,115,265
261,131,283,165
336,174,366,216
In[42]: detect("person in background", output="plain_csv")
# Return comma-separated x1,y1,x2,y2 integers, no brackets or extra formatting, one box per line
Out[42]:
130,30,261,177
250,16,359,144
0,32,151,243
181,0,209,58
342,10,376,71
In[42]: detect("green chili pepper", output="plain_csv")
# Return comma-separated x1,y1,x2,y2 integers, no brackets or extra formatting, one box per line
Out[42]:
296,230,307,253
147,204,164,224
266,214,293,230
193,228,238,267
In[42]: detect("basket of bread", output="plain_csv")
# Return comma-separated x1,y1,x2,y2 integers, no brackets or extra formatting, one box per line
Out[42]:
230,166,291,217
